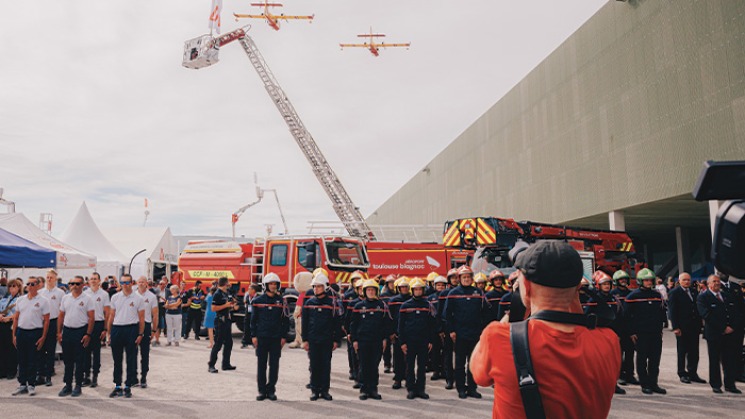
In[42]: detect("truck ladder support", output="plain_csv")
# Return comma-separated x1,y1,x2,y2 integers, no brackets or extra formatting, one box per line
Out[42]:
236,35,375,240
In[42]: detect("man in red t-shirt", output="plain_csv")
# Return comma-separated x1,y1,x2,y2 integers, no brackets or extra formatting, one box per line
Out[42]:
471,241,620,419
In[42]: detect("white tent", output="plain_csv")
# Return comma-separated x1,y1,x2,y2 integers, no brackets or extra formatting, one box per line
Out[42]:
59,202,126,278
0,213,96,270
103,227,178,280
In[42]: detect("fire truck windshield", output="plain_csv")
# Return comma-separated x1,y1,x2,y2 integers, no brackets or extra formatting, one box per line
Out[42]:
325,239,368,268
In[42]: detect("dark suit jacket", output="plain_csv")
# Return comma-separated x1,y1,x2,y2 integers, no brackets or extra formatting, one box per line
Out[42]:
720,280,744,328
697,290,736,341
668,286,701,332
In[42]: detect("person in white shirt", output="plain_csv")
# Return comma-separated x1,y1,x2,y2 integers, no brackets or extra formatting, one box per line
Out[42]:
106,274,145,398
37,269,66,387
11,278,50,396
135,276,159,388
56,276,94,397
82,272,110,388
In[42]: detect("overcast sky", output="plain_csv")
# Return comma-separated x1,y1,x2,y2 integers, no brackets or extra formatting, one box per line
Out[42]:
0,0,606,239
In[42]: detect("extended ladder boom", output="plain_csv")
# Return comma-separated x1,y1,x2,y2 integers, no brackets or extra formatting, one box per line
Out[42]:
235,34,374,240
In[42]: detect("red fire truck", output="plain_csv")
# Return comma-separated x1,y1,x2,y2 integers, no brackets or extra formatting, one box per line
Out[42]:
443,217,643,281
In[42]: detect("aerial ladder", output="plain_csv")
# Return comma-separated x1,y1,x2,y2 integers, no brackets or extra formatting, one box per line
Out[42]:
183,27,376,240
231,173,289,239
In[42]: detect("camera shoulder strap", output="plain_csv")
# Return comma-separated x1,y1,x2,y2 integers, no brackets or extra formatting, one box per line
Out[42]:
510,319,546,419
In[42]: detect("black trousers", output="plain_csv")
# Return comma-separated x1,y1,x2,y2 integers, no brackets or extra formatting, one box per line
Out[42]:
706,334,739,389
62,326,86,387
209,318,233,368
635,332,663,388
429,335,443,376
405,340,429,393
309,340,333,393
393,339,406,382
619,334,636,380
186,308,202,338
675,328,700,378
242,313,252,345
0,322,18,377
14,328,41,385
84,321,105,376
111,324,138,387
181,312,189,337
347,337,359,379
357,340,383,394
733,330,745,378
442,334,455,383
256,337,281,395
38,318,57,378
454,338,477,392
382,336,392,368
137,322,152,379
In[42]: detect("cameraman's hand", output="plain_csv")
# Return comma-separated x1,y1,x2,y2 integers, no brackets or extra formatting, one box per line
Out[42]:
673,328,681,337
630,334,638,344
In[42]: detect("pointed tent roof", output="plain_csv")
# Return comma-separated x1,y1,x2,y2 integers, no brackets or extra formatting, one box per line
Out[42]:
0,212,96,269
59,202,126,265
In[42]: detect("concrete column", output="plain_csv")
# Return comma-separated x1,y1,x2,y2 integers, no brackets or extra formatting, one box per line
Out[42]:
609,210,626,231
709,200,721,240
675,226,691,275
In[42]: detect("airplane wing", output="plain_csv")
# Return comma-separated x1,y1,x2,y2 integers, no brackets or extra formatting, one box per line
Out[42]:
379,43,411,48
276,15,314,21
339,43,369,48
233,13,266,20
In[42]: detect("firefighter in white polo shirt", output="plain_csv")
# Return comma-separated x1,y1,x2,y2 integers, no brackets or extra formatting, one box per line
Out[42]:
11,278,50,396
82,272,110,388
135,276,159,388
107,274,145,398
57,276,94,397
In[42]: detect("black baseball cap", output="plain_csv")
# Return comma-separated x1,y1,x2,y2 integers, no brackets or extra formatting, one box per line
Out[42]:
514,241,584,289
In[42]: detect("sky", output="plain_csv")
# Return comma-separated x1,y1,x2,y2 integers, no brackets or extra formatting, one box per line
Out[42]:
0,0,606,239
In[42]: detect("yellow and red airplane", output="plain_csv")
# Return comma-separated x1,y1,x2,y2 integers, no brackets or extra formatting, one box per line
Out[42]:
340,27,410,57
233,1,313,31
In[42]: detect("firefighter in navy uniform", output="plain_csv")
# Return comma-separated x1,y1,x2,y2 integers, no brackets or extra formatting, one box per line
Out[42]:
250,273,289,401
473,273,488,292
443,265,488,399
344,278,365,388
379,275,397,374
438,268,459,390
579,277,592,312
625,268,667,395
425,272,438,297
717,273,745,383
208,277,239,374
586,270,627,395
302,274,343,401
484,270,507,324
611,269,639,386
350,279,391,400
399,278,437,400
388,277,411,389
427,276,447,381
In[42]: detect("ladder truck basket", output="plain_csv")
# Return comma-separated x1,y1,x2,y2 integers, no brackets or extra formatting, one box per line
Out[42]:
183,35,219,69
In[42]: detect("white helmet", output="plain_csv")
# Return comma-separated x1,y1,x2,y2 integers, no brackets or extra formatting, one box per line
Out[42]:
310,273,329,290
433,275,447,285
262,273,281,286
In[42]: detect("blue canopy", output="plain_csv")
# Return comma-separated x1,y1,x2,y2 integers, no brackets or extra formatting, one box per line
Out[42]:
0,227,56,268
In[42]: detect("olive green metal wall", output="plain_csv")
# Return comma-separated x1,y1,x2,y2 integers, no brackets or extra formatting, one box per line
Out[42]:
367,0,745,229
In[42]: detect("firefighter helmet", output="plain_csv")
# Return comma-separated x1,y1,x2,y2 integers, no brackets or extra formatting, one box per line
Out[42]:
350,271,365,282
310,274,329,290
262,273,281,286
354,279,365,289
636,268,656,286
457,265,474,277
394,277,410,289
612,270,630,285
474,273,487,283
362,279,379,295
312,268,329,278
447,268,458,278
409,278,426,289
426,272,439,282
489,270,505,281
593,271,612,287
580,277,590,287
433,275,447,285
385,274,397,283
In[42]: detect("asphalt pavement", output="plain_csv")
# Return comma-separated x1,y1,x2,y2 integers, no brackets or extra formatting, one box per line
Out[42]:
0,327,742,418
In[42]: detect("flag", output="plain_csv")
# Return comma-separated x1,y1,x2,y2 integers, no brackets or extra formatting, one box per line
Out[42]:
208,0,223,35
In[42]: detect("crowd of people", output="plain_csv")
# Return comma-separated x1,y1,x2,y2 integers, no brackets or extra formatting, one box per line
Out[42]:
0,254,743,407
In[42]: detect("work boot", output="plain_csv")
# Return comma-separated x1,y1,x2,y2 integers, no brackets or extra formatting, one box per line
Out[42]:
109,387,123,398
369,391,382,400
384,366,391,374
689,375,707,384
309,392,319,401
320,392,333,401
58,386,72,397
627,376,640,385
359,393,368,400
430,372,441,381
445,381,454,390
615,385,626,395
81,374,91,387
406,391,416,400
71,386,82,397
90,374,98,388
392,381,402,390
124,386,132,398
617,378,627,386
417,391,430,399
467,390,482,399
267,393,277,401
256,393,266,401
651,385,667,395
641,387,653,395
45,377,52,387
458,390,467,399
353,382,361,389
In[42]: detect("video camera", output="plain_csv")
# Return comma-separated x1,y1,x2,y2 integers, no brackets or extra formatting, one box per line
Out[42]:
693,160,745,278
